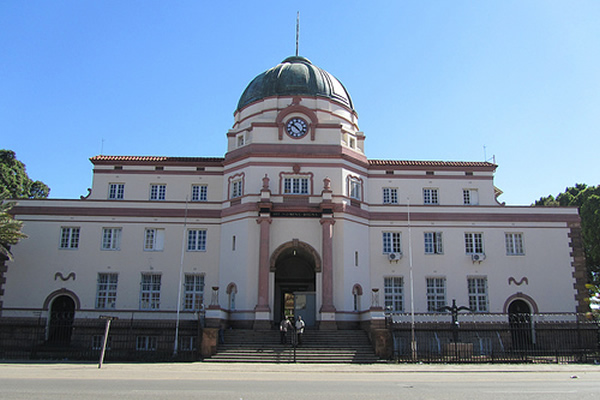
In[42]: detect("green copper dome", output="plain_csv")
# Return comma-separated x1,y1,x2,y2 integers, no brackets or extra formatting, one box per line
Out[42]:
237,56,354,112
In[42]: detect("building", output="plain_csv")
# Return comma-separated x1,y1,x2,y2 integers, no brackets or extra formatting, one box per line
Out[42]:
0,56,587,359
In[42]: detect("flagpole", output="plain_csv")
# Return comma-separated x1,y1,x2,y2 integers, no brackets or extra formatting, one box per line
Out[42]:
173,197,189,357
407,197,416,360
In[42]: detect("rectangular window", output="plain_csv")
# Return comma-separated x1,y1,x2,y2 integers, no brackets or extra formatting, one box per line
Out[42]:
426,277,446,312
108,183,124,200
424,232,443,254
464,232,484,254
150,184,166,201
191,184,208,202
184,274,205,311
92,335,112,350
136,336,157,351
140,273,161,310
231,179,243,198
468,277,488,312
101,228,122,251
505,233,524,255
383,232,402,254
349,179,361,200
187,229,207,251
96,273,118,309
179,336,197,351
144,228,165,251
384,277,403,312
283,177,309,195
463,189,479,205
383,187,398,204
423,188,439,204
60,227,80,249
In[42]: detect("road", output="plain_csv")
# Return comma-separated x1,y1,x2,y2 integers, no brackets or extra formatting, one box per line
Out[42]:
0,362,598,399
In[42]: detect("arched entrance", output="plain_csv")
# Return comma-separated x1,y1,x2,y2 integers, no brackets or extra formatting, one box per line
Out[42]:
508,299,533,351
47,295,75,346
271,241,319,328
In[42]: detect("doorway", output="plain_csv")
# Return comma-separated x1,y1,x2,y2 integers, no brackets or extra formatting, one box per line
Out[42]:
273,245,316,327
47,295,75,346
508,299,533,351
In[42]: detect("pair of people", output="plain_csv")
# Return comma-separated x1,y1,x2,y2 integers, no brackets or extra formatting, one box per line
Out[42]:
279,315,305,345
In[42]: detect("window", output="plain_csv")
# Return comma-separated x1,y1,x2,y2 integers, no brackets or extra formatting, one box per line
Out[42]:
191,184,207,202
140,273,161,310
108,183,124,200
184,274,204,311
136,336,157,351
424,232,443,254
187,229,207,251
463,189,479,205
60,227,80,249
384,277,403,312
426,277,446,312
179,336,197,351
383,187,398,204
464,232,484,254
423,188,439,204
150,184,166,201
283,177,309,195
349,178,361,200
144,228,165,251
505,233,524,255
468,277,488,312
231,179,243,198
237,134,245,147
96,273,118,309
383,232,402,254
101,228,122,251
92,335,112,350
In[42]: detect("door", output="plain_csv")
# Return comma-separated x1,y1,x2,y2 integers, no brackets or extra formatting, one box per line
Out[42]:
294,292,316,328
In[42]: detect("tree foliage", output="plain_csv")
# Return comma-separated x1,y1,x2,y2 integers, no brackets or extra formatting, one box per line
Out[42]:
0,198,27,261
535,184,600,305
0,149,50,199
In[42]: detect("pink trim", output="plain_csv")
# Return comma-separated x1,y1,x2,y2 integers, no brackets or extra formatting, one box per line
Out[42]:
255,216,272,312
320,217,336,313
503,293,539,314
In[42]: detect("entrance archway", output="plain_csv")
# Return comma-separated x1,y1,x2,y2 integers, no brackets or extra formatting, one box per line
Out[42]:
271,241,319,327
508,299,533,351
47,295,75,346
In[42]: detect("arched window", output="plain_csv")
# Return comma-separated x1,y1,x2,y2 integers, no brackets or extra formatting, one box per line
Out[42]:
226,283,238,311
352,284,363,312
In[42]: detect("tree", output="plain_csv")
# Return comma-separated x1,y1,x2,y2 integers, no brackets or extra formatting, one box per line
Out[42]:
0,150,50,199
0,197,27,261
535,184,600,308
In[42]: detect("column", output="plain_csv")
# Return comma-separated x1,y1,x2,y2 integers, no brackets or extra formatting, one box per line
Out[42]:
255,216,272,312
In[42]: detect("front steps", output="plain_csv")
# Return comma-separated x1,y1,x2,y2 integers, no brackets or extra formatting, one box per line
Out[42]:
205,329,380,363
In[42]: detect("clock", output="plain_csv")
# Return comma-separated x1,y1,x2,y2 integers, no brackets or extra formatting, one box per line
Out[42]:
286,117,308,138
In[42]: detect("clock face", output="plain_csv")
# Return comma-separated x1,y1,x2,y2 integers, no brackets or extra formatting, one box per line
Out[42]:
286,117,308,138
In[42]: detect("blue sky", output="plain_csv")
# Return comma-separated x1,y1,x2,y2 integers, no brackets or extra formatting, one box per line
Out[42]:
1,1,598,205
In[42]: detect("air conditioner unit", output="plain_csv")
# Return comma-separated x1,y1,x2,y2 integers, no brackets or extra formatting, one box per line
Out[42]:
471,253,486,262
388,252,402,261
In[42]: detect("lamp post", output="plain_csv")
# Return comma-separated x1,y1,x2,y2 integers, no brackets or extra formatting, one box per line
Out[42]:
438,299,473,343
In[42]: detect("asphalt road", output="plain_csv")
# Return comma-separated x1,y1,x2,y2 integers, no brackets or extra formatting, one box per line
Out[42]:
0,362,598,400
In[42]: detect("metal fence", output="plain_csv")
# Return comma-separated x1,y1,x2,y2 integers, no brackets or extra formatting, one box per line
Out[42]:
388,313,599,363
0,316,202,362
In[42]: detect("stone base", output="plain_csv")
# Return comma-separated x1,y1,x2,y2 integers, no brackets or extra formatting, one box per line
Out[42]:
201,328,218,358
443,342,473,359
252,319,272,330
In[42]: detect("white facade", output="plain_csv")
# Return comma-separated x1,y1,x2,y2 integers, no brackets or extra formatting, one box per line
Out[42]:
1,56,586,333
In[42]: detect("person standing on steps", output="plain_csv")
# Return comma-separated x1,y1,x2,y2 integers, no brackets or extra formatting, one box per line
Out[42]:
295,315,305,345
279,316,291,344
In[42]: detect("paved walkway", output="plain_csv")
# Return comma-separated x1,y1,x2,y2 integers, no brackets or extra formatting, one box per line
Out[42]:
1,361,598,378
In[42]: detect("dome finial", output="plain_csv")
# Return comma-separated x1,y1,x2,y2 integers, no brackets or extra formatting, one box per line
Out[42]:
295,11,300,57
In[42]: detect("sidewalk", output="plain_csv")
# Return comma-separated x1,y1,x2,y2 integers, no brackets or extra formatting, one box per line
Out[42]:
1,361,598,379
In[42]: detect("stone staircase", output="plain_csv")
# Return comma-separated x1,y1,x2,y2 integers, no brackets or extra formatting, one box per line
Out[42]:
205,329,381,363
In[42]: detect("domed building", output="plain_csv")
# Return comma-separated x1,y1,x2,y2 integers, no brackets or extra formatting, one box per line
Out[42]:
0,56,588,361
